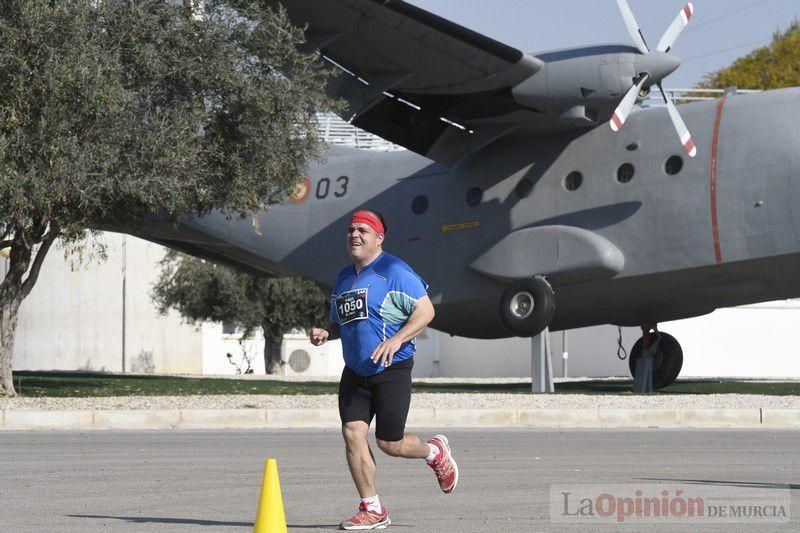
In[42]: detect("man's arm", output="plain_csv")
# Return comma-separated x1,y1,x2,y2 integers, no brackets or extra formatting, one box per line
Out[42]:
370,295,435,367
325,321,341,340
310,321,340,346
390,295,434,344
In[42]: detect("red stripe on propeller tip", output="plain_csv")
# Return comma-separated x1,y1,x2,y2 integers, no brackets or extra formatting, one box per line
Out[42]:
683,137,697,157
683,4,693,20
611,113,623,130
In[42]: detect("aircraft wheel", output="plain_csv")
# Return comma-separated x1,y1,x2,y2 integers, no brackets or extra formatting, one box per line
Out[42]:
628,332,683,389
499,276,555,337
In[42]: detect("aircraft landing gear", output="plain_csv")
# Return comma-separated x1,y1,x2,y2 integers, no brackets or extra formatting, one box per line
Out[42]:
628,327,683,390
500,276,556,337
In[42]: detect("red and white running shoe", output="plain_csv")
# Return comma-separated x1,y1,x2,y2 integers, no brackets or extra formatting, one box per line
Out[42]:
339,502,391,530
426,434,459,493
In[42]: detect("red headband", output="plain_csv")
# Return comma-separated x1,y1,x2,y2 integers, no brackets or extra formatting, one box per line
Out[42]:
350,211,385,235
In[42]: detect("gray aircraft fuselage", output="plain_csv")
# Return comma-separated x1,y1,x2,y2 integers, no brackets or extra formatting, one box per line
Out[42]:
143,87,800,339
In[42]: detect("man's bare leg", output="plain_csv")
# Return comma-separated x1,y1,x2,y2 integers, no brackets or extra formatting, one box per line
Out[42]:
377,432,459,493
375,433,430,459
342,421,377,498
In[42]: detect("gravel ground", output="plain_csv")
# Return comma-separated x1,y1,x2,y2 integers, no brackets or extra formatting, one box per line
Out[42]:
3,392,800,410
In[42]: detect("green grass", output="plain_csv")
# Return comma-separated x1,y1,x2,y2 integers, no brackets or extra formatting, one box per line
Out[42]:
11,372,339,397
8,371,800,397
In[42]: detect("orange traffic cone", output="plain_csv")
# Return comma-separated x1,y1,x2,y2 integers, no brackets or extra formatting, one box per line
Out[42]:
254,458,287,533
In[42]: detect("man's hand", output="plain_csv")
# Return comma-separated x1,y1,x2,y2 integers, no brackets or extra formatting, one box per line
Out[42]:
370,336,404,367
310,327,329,346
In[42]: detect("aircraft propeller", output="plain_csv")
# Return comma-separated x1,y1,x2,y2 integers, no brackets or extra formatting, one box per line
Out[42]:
610,1,697,157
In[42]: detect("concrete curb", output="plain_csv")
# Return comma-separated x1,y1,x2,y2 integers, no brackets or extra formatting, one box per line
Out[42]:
0,407,798,430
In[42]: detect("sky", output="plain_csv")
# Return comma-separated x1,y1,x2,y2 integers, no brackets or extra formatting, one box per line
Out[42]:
406,0,800,87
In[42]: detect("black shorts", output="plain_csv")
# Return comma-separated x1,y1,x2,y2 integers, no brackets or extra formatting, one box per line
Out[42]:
338,358,414,442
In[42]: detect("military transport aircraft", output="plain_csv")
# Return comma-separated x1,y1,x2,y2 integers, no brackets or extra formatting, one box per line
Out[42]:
139,0,800,389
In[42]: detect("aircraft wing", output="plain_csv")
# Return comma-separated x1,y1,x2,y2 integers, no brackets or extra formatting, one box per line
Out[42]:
270,0,546,165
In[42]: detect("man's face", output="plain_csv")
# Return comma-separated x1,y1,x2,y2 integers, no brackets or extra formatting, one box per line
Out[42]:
347,222,383,261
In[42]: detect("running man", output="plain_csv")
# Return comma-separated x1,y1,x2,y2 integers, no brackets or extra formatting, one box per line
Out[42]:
310,208,458,530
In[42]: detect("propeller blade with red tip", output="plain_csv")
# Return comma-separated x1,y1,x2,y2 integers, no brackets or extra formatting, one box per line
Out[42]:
659,84,697,157
609,74,650,132
616,0,649,54
656,2,694,53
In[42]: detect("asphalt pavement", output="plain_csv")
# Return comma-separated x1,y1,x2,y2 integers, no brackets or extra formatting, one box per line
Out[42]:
1,428,798,532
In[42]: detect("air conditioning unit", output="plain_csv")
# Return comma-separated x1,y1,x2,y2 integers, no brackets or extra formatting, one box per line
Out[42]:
282,333,345,376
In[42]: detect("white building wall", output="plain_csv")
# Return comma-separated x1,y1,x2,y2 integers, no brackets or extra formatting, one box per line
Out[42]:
661,302,800,378
5,233,344,377
14,236,126,372
201,323,268,375
123,235,204,374
12,233,204,374
412,325,636,378
413,302,800,379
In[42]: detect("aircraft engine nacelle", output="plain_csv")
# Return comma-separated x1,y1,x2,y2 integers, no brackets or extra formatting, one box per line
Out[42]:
511,46,680,125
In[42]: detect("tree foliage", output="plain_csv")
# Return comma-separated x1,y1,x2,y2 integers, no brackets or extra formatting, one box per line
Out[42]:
152,251,328,373
0,0,335,395
701,22,800,90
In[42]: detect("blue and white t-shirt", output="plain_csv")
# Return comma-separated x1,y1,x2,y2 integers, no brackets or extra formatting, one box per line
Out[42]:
330,252,429,377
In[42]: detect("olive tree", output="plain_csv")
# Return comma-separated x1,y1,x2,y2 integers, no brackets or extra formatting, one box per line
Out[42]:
0,0,334,395
152,251,328,374
701,22,800,90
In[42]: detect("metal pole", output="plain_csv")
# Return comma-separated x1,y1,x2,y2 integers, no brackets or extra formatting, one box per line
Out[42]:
431,328,441,378
531,328,554,393
562,330,568,378
121,235,127,373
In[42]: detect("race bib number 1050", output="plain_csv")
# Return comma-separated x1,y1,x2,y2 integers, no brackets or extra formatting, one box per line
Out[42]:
336,288,368,325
